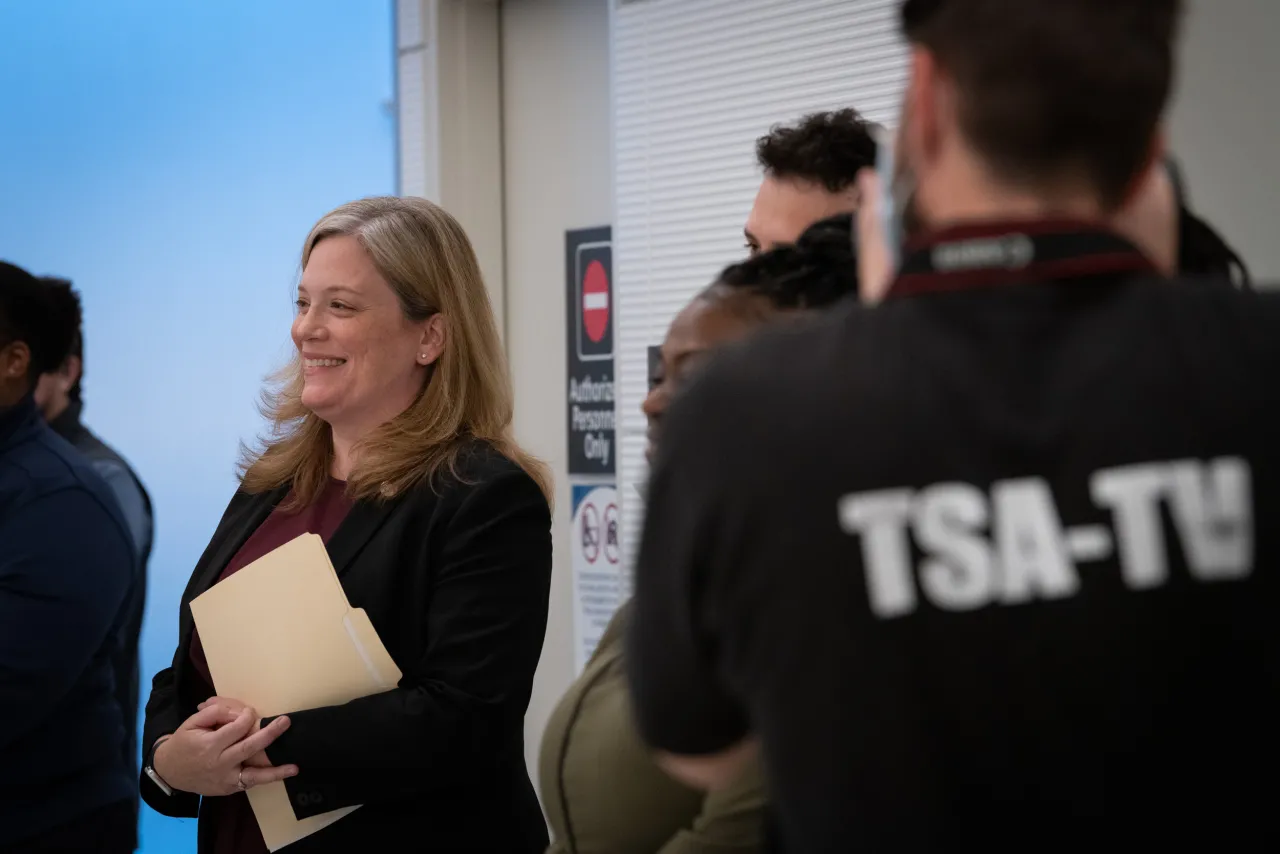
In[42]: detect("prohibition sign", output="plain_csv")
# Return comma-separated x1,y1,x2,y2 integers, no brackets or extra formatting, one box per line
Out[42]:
580,501,600,564
603,502,620,565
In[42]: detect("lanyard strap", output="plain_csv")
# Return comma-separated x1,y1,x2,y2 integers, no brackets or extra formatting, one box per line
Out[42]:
890,221,1157,298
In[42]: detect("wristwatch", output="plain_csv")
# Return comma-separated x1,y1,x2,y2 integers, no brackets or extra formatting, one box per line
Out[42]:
144,735,174,796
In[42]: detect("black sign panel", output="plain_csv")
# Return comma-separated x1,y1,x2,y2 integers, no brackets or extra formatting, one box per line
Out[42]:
566,226,615,476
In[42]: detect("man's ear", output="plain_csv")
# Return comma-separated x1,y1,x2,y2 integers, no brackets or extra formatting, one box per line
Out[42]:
416,314,447,367
903,46,943,175
1,341,31,384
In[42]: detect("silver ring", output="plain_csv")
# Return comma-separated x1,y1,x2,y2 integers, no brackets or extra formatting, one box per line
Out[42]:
237,770,247,791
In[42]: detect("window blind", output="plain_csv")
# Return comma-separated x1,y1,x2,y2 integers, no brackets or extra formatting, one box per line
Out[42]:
612,0,909,591
396,0,437,200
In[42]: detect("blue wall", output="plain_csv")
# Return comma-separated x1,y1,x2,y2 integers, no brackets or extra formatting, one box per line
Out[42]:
0,2,394,850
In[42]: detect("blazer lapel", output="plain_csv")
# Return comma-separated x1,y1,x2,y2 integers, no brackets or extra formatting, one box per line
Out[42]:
327,495,399,580
188,487,287,603
175,485,288,693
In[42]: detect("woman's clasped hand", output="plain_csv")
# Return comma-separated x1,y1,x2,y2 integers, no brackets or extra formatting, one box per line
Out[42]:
152,701,298,797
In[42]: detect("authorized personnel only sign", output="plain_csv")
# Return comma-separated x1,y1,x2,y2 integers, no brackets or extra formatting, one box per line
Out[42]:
565,226,616,477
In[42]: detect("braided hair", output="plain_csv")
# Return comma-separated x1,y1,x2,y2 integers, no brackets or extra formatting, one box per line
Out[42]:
1164,159,1251,288
711,212,859,311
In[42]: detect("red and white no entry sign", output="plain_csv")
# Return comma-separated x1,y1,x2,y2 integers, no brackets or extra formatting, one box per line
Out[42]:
582,259,609,343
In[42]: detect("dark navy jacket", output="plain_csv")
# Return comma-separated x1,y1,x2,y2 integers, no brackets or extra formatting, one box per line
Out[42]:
49,399,153,818
0,396,139,847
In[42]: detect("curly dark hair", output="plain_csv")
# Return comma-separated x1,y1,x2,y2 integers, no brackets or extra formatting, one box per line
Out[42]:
755,109,880,194
713,212,858,310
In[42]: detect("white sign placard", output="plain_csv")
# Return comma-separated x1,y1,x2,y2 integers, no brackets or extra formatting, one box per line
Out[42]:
570,482,622,674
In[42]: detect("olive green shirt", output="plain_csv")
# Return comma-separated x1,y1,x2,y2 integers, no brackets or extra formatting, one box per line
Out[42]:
539,600,767,854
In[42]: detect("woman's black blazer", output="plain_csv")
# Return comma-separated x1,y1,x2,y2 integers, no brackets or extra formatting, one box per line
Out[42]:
140,442,553,853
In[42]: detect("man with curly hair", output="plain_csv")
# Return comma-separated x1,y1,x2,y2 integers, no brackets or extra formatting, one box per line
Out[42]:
744,108,879,255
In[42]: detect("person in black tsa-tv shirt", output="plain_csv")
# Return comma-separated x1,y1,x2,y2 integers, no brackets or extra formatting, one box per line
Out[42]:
628,1,1280,852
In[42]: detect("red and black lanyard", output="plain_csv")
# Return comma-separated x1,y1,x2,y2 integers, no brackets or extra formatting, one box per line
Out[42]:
889,219,1158,298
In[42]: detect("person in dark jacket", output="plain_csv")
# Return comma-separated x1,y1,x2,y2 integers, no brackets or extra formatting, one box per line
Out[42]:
141,197,552,853
0,260,139,852
33,276,153,844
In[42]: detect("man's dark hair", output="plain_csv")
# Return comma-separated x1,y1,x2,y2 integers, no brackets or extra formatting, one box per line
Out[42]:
40,277,85,399
901,0,1182,209
714,213,858,309
756,109,879,193
0,261,75,381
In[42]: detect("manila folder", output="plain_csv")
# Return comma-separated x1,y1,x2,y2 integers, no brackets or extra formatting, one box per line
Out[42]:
189,533,402,851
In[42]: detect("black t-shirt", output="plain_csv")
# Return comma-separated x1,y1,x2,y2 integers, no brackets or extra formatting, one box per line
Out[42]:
627,220,1280,853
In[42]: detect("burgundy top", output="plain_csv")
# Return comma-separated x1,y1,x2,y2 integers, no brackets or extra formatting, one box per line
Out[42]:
188,478,353,854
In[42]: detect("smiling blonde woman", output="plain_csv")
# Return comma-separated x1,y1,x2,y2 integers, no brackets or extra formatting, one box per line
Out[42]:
141,196,553,854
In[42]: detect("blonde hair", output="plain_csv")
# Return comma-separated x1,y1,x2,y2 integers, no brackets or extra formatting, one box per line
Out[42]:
239,196,550,507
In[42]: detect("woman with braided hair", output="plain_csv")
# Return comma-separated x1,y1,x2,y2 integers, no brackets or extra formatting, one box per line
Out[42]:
538,213,857,854
1113,156,1252,287
642,212,857,461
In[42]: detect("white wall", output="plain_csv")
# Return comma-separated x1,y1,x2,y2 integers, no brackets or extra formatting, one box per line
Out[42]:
1168,0,1280,283
397,0,507,332
501,0,614,784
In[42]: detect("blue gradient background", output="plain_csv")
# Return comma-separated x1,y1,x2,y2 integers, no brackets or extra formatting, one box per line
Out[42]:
0,2,394,850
